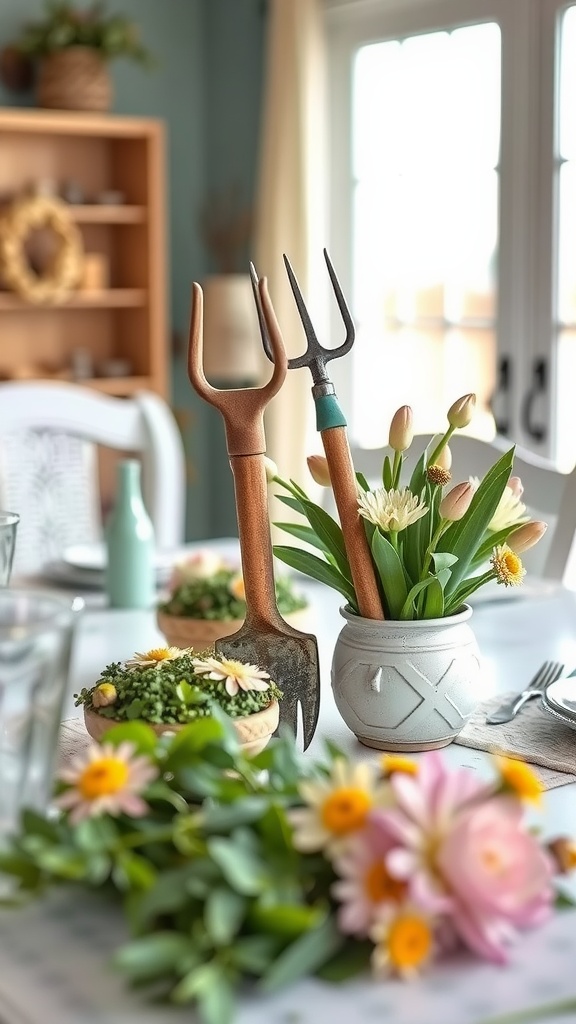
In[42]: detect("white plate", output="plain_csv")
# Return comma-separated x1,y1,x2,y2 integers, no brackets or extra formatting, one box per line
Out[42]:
62,543,177,573
542,675,576,718
541,692,576,732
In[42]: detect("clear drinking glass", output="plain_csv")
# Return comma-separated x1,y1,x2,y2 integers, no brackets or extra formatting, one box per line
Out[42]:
0,512,19,586
0,590,82,840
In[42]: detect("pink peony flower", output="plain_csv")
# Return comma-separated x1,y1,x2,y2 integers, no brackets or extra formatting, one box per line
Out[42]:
437,796,555,963
370,752,489,911
332,824,407,936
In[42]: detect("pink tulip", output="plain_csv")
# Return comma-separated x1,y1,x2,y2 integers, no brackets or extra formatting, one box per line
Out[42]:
437,797,554,963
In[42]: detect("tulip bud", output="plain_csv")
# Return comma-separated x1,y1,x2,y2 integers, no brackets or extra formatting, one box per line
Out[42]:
439,481,475,522
92,682,117,708
264,456,278,482
507,520,548,554
436,443,452,471
388,405,413,452
447,393,476,429
307,454,331,487
508,476,524,499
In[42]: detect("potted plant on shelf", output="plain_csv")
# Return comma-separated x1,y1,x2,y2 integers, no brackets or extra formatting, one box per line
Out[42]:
9,1,154,112
268,394,548,753
157,549,309,649
75,644,283,756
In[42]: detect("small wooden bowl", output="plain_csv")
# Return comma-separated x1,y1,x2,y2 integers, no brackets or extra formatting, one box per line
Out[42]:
156,608,310,652
84,699,280,757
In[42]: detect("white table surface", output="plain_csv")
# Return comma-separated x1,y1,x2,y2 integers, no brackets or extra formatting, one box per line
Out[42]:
1,542,576,1024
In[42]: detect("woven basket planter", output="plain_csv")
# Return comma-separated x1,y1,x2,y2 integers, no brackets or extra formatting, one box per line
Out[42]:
84,700,280,757
156,607,310,652
37,47,112,112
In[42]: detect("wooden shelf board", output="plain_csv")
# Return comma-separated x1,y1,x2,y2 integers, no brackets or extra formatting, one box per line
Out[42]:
67,204,146,224
86,376,152,395
0,290,147,310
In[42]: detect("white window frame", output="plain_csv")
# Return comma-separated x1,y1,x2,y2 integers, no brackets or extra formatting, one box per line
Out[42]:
325,0,565,460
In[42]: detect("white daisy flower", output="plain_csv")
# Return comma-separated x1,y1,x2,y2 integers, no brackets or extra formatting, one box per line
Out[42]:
55,741,158,825
288,758,390,857
192,655,270,696
370,904,436,979
126,646,189,668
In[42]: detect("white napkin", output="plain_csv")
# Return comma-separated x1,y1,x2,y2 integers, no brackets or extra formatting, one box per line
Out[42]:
455,693,576,789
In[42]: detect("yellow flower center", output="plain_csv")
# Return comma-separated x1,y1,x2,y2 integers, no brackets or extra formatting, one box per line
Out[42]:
491,546,525,586
387,914,432,971
321,786,372,835
364,860,407,903
144,648,174,662
78,757,129,799
220,658,245,673
480,846,506,875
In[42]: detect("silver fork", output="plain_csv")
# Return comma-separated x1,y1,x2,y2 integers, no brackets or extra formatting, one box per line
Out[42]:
485,660,565,724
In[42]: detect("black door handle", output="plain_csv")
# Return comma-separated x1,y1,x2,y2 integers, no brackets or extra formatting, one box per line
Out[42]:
521,357,547,443
490,356,511,435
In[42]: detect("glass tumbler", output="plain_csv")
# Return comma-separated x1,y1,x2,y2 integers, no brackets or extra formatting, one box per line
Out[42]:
0,512,19,586
0,591,82,839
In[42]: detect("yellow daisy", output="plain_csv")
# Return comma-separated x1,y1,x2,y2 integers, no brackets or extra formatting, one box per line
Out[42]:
381,754,418,777
490,545,526,587
125,646,189,668
288,758,390,856
494,755,543,805
370,905,435,979
192,655,270,696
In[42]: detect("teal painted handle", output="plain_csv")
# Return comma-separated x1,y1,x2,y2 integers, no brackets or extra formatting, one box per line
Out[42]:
315,394,347,431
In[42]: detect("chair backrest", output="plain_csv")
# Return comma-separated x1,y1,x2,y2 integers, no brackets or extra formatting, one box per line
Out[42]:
333,433,576,584
0,381,186,573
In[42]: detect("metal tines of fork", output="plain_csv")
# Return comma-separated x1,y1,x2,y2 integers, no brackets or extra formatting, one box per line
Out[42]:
485,659,565,725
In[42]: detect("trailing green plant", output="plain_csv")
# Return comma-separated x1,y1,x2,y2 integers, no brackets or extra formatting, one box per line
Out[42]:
0,719,573,1024
269,394,548,620
13,1,154,65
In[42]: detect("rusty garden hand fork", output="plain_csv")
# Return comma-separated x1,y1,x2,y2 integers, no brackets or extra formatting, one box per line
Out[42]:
254,248,384,620
187,279,321,749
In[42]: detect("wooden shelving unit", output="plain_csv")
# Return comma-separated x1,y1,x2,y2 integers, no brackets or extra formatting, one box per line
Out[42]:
0,108,168,397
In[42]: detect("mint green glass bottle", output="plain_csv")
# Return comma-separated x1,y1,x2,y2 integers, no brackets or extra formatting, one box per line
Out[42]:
104,459,155,609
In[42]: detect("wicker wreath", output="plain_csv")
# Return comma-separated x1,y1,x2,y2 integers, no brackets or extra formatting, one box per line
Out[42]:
0,195,83,304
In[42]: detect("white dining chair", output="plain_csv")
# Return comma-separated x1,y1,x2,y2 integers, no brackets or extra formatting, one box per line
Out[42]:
0,381,186,574
325,433,576,586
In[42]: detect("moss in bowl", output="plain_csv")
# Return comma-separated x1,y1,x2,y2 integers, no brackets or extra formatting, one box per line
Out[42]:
157,550,308,648
75,646,283,756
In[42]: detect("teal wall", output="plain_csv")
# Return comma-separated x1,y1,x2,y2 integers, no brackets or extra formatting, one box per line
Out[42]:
0,0,265,541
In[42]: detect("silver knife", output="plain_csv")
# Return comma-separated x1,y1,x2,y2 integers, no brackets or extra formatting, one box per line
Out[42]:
486,660,565,725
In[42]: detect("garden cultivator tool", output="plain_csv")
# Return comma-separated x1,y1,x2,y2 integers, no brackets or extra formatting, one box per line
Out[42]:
187,280,320,749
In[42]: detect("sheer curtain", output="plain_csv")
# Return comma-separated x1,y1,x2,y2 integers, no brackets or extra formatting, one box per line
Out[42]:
254,0,326,526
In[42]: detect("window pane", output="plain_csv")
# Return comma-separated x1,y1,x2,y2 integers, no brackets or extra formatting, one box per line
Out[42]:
350,22,501,445
554,4,576,469
559,5,576,161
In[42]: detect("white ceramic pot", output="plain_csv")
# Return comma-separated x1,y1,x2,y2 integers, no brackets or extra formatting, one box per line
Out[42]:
331,604,481,752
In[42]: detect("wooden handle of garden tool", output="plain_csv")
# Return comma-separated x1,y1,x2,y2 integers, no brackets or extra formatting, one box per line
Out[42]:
229,452,285,630
322,427,384,620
